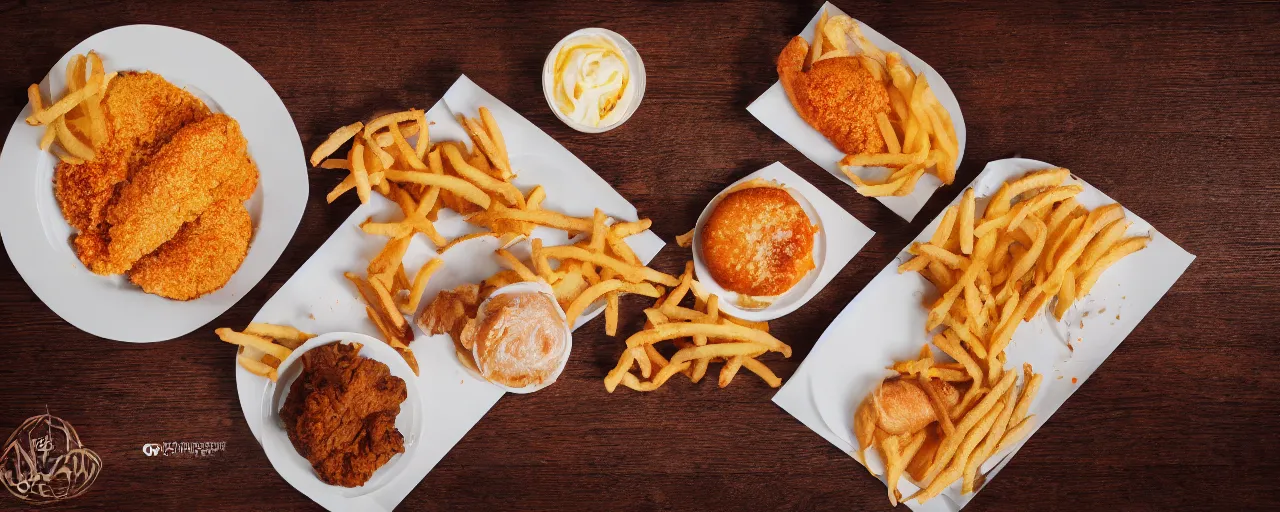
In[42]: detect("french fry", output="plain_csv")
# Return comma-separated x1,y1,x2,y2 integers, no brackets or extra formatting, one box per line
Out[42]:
886,430,927,506
442,144,522,206
919,374,956,436
1010,364,1042,422
625,322,791,356
959,188,976,255
603,347,636,393
26,84,44,113
403,258,443,313
909,243,966,270
985,168,1070,219
565,279,661,327
243,323,315,348
25,70,106,126
388,121,427,170
839,149,928,168
589,209,607,253
365,304,406,350
875,112,901,154
363,109,422,140
383,170,492,209
216,328,291,361
462,115,510,180
912,401,1005,503
541,245,678,286
349,141,372,204
603,291,621,336
471,203,592,233
54,115,94,161
1076,236,1150,296
479,107,509,174
494,248,539,283
718,355,745,388
921,370,1015,484
741,357,783,387
993,415,1035,454
675,228,695,248
310,121,364,166
237,355,279,381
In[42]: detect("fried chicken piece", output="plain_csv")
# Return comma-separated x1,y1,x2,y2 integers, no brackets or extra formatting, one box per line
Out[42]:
89,114,248,275
701,186,817,296
415,284,481,339
56,72,210,260
280,342,406,488
214,154,260,203
777,36,891,155
127,200,252,300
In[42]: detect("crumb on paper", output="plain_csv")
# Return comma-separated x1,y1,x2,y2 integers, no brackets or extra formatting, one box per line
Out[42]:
1116,314,1121,320
1122,295,1126,299
1099,307,1107,313
1071,377,1078,384
308,313,315,320
1057,375,1063,380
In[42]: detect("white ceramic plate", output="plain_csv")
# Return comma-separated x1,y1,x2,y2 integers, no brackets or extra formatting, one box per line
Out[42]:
0,25,307,342
259,332,423,500
747,2,967,221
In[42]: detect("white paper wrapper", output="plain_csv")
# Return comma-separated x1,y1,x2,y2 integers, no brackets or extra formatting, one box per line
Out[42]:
772,158,1195,511
691,162,874,320
235,75,665,512
747,2,967,221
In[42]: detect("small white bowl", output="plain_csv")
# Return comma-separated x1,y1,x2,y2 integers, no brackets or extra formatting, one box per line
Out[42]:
471,281,573,394
691,179,827,322
258,332,422,498
542,27,646,133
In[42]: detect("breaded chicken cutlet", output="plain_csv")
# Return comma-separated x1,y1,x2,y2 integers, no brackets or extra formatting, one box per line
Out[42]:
777,36,890,155
90,114,251,275
57,72,210,264
48,70,258,300
700,185,817,297
128,200,253,300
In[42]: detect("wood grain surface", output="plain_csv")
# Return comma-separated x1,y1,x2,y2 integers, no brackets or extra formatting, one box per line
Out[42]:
1,1,1278,510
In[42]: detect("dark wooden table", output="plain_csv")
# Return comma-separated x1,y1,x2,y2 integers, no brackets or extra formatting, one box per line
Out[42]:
2,1,1277,510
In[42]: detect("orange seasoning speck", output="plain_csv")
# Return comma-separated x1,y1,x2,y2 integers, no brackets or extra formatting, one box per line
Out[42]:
1071,377,1078,384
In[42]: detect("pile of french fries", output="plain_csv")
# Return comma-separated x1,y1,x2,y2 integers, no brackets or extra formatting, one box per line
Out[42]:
604,262,790,392
25,51,116,164
807,13,960,197
216,323,316,382
313,107,682,378
856,168,1150,505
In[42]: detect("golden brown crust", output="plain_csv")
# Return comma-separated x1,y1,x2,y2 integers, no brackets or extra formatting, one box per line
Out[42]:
57,71,211,263
872,377,960,435
700,186,816,296
127,200,251,300
92,114,249,275
472,292,567,388
777,36,890,155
